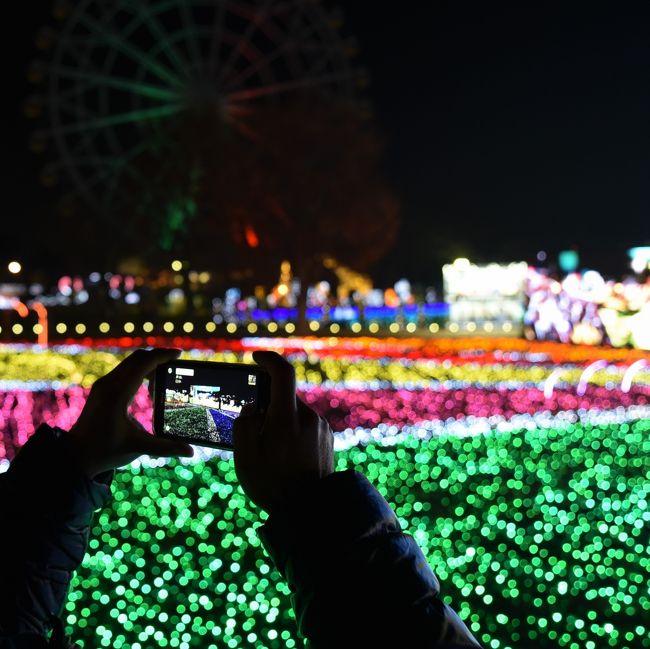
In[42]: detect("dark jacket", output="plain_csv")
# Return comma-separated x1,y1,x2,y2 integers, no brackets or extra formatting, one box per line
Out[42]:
260,470,482,648
0,425,112,649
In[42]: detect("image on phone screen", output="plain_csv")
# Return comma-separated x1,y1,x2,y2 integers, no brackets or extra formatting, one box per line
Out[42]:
161,364,260,448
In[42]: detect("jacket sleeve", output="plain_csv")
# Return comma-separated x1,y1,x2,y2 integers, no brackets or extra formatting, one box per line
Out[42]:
259,470,482,649
0,424,113,648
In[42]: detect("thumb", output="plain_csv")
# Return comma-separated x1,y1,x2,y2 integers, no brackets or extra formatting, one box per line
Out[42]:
135,432,194,459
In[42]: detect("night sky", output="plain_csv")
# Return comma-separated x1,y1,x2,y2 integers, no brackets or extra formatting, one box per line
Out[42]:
2,1,648,285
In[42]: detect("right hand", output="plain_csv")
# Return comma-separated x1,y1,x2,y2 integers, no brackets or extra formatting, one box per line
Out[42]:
233,350,334,515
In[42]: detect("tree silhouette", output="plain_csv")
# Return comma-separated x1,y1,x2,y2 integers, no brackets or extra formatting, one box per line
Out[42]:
187,94,400,325
43,94,400,329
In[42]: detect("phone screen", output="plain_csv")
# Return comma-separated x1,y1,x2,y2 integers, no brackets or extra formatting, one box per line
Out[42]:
156,362,266,449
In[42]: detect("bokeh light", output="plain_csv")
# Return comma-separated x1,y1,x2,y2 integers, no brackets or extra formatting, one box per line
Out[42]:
1,337,648,649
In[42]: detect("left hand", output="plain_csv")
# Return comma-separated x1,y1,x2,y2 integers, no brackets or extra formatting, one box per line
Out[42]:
67,348,194,478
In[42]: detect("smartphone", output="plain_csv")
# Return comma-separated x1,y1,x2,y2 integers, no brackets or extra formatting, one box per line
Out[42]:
153,360,270,450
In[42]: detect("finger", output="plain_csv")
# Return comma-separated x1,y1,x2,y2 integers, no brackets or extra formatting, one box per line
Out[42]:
133,431,194,458
252,351,296,419
296,396,321,427
233,414,263,465
239,402,257,418
102,348,181,405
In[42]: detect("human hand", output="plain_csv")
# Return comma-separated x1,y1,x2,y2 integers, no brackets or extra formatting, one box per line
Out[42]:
67,348,194,478
233,351,334,515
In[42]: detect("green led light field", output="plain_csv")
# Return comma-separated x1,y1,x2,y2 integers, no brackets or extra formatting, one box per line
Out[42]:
66,418,650,649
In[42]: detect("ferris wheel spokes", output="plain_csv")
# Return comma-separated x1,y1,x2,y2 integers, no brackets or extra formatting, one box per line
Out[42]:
74,12,185,90
51,104,184,136
52,66,180,102
221,16,320,92
227,70,364,103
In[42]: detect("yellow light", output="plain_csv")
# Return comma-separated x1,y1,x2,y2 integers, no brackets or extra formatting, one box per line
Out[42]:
75,323,86,335
171,260,182,272
55,323,67,334
452,257,471,269
198,271,210,283
99,322,110,333
163,321,174,333
351,322,362,333
8,261,22,274
406,322,417,333
309,321,320,331
389,323,400,333
247,323,258,333
226,323,237,334
205,322,216,333
466,322,477,332
33,324,43,335
330,323,340,334
183,322,194,333
429,323,439,333
143,322,154,333
277,284,289,296
503,322,513,332
369,323,379,333
0,325,2,333
267,322,278,333
484,322,494,332
12,323,23,335
285,322,296,334
449,323,460,333
124,322,135,333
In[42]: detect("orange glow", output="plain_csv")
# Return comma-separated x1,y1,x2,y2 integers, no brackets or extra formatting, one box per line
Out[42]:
245,225,259,248
14,301,29,318
32,302,48,346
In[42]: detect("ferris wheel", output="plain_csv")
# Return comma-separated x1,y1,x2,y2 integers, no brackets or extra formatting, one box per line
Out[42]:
27,0,366,248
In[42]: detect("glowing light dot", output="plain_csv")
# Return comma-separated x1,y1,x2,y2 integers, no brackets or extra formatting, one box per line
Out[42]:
75,323,86,335
8,261,21,274
309,321,320,331
226,323,237,334
449,323,460,333
33,324,43,334
171,260,183,272
12,324,23,335
124,322,135,333
267,322,278,333
406,322,417,333
369,323,379,333
99,322,110,333
163,322,174,333
247,323,258,333
330,323,340,334
55,323,67,334
143,322,154,333
429,323,439,333
285,323,295,334
351,322,362,333
183,322,194,333
389,323,400,333
205,322,216,333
